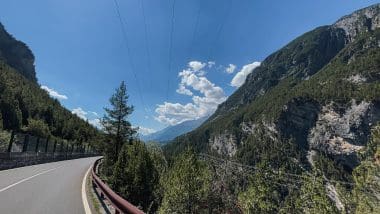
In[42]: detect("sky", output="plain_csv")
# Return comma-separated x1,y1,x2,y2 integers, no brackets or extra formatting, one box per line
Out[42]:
0,0,378,135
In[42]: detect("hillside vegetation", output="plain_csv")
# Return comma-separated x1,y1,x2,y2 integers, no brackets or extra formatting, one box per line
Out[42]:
0,23,101,149
162,4,380,213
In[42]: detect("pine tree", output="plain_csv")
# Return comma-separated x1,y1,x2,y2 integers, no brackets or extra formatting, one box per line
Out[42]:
159,148,211,213
111,141,158,212
101,81,135,174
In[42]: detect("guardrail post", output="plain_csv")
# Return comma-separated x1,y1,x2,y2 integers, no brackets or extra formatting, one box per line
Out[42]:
7,131,15,153
65,143,69,159
45,136,50,153
35,137,40,153
22,134,29,152
53,140,57,154
60,141,64,153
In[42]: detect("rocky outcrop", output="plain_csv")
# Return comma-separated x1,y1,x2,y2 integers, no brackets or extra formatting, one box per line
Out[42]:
308,100,380,168
333,4,380,42
209,132,237,157
277,97,321,148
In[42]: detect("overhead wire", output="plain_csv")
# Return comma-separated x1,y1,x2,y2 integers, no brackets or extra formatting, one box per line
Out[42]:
207,0,233,60
166,0,177,100
111,0,147,113
187,0,202,60
140,0,153,92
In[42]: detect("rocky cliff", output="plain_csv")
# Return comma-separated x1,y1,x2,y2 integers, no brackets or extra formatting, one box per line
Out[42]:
0,23,36,82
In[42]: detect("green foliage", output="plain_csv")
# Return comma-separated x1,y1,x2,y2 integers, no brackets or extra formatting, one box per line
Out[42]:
159,148,211,214
295,173,339,214
0,129,11,152
111,141,158,212
238,172,282,213
101,81,136,174
0,61,101,148
352,125,380,213
25,118,50,138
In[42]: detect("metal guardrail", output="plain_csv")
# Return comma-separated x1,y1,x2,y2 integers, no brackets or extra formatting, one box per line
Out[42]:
91,159,144,214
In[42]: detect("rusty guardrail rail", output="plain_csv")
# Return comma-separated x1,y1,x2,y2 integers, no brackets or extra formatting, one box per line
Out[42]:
91,159,144,214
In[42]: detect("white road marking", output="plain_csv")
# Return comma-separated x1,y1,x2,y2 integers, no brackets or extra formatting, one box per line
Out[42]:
0,166,62,193
82,164,93,214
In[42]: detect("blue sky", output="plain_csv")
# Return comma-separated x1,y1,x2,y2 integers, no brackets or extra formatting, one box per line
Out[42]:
0,0,378,134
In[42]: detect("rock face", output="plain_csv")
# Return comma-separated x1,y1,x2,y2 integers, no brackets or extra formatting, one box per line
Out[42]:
334,4,380,42
308,100,380,168
0,23,36,82
210,132,237,157
277,98,321,148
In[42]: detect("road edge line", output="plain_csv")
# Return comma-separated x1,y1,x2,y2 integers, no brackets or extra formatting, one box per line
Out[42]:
82,164,93,214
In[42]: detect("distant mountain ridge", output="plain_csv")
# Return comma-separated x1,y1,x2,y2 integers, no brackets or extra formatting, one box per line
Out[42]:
141,117,208,143
0,22,36,82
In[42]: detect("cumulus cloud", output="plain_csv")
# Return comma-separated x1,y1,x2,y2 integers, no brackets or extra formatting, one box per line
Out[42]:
176,84,193,96
188,61,206,71
72,107,87,120
231,61,261,87
89,111,99,116
41,85,68,100
72,107,102,129
137,126,156,136
156,61,227,125
208,61,216,68
89,118,102,129
225,64,236,74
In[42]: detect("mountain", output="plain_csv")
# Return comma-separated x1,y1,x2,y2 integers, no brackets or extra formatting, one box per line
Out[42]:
164,4,380,212
0,22,101,148
166,4,380,169
0,23,36,82
142,117,208,143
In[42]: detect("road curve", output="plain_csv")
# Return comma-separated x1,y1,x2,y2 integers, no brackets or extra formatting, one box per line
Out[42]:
0,157,100,214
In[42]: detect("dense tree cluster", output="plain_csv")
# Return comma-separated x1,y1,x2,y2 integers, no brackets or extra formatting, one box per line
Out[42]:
0,62,102,149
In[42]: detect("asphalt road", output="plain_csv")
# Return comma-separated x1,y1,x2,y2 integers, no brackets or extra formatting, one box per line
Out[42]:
0,157,99,214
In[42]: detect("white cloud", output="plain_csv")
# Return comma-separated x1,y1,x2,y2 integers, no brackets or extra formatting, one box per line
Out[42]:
208,61,216,68
137,126,156,136
156,61,227,125
72,107,87,120
188,61,206,71
41,85,68,100
231,61,261,87
176,84,193,96
89,111,99,116
89,118,102,129
72,107,102,129
225,64,236,74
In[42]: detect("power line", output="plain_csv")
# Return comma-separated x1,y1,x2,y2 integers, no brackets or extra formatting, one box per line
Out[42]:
207,0,233,60
166,0,177,100
140,0,153,92
111,0,147,113
187,0,202,60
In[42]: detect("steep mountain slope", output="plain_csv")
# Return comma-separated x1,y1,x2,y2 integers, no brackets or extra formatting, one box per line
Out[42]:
163,4,380,212
141,117,207,143
166,4,380,168
0,22,101,147
0,23,36,82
